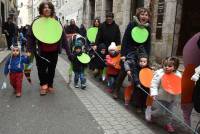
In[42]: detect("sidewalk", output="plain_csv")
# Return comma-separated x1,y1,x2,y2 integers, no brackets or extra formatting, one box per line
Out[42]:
57,56,168,134
0,49,10,64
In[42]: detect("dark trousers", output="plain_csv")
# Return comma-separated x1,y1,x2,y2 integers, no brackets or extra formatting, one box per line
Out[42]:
10,72,23,93
133,86,148,109
113,69,127,96
6,36,12,49
35,51,58,87
107,75,118,90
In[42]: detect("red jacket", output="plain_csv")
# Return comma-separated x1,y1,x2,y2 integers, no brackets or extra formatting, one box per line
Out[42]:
106,54,121,76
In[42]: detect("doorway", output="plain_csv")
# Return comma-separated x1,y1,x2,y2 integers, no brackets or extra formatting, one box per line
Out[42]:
177,0,200,55
130,0,144,21
105,0,113,14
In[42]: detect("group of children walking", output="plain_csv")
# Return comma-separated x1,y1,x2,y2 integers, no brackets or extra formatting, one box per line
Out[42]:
2,7,197,134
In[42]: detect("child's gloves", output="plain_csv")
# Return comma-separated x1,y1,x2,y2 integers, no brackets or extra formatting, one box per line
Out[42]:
68,54,74,61
191,65,200,82
127,70,131,76
191,73,199,82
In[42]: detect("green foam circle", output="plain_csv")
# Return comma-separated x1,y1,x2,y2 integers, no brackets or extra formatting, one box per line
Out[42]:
32,17,63,44
87,27,98,43
77,53,91,64
131,26,149,44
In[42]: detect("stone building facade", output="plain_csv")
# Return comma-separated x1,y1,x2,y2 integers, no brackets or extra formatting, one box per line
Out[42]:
18,0,33,27
0,0,18,33
82,0,200,61
53,0,83,26
0,0,18,47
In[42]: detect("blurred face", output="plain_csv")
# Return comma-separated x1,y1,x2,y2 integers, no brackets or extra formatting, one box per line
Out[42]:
139,11,149,24
94,20,100,27
109,50,116,55
70,20,75,25
42,4,51,17
139,58,148,68
75,48,81,53
163,62,175,74
12,48,20,56
8,18,12,23
106,17,113,25
101,49,106,54
91,45,97,50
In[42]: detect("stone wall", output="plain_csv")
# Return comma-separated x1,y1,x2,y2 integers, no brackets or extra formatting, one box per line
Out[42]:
0,34,7,48
150,0,178,61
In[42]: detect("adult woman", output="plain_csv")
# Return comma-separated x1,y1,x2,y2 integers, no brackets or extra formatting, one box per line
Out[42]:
27,2,72,95
93,18,100,28
113,8,151,99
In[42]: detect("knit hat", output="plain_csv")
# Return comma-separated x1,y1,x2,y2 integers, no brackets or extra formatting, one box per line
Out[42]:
108,42,117,51
74,40,83,48
10,44,21,51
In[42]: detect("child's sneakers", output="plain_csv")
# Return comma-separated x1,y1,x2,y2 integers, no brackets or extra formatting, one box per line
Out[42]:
16,92,21,97
124,102,130,109
164,123,175,133
81,84,86,90
74,83,79,88
145,106,152,122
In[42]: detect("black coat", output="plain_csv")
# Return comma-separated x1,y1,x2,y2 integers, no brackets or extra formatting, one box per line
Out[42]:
65,25,80,34
88,48,98,70
121,22,151,57
3,21,16,37
95,21,121,49
72,52,87,72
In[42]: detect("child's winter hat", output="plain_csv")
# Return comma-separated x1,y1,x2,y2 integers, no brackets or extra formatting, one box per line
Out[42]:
74,40,83,48
10,44,21,51
108,42,117,51
98,43,107,50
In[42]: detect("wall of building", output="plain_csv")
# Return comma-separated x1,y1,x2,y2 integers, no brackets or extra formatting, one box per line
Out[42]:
54,0,83,26
82,0,135,41
18,0,32,27
0,0,18,47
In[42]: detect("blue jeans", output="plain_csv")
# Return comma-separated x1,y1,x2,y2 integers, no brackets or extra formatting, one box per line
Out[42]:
107,75,117,90
74,72,86,84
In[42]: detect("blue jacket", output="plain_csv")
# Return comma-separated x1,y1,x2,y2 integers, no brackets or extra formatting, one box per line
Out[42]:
4,55,30,75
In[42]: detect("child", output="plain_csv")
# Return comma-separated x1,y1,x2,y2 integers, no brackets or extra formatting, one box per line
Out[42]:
4,45,30,97
19,28,27,52
72,40,87,89
124,53,149,112
96,43,107,81
105,42,121,93
150,57,181,133
88,43,98,72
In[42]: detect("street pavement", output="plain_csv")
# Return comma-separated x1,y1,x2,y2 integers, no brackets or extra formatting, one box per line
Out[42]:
57,55,169,134
0,50,195,134
0,52,104,134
